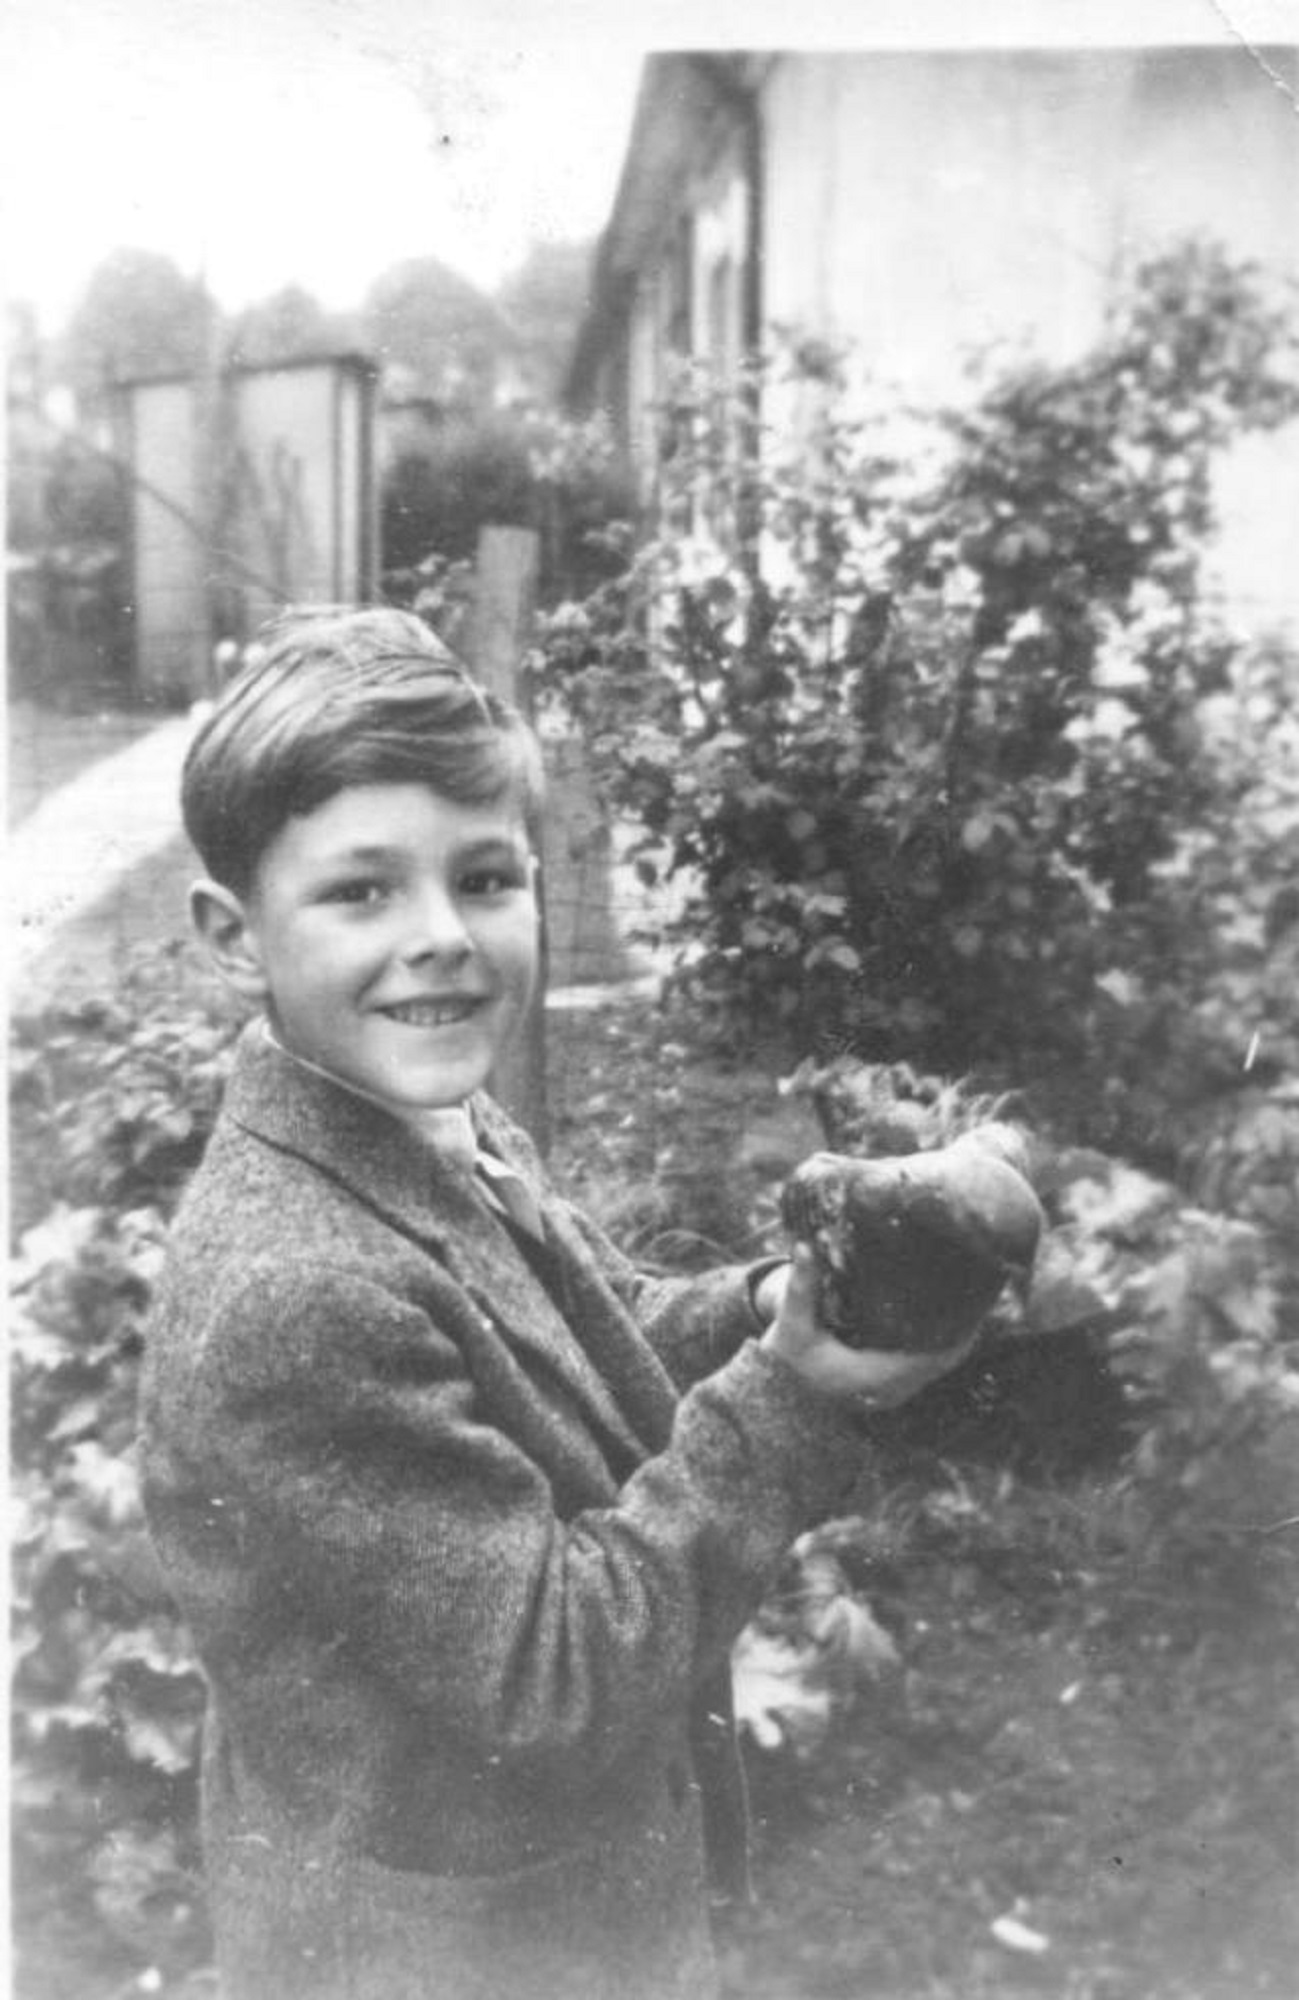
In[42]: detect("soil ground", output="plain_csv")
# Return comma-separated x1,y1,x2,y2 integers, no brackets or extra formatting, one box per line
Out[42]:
724,1549,1297,2000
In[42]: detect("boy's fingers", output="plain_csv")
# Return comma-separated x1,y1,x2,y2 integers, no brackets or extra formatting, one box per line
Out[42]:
783,1244,820,1316
769,1244,819,1344
786,1242,817,1291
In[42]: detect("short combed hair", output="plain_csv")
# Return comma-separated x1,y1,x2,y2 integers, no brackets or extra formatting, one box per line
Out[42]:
181,608,544,895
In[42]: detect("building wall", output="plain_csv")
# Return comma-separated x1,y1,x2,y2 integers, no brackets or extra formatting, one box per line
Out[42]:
755,46,1299,629
231,368,325,622
233,365,359,620
689,139,750,373
622,118,752,494
334,369,376,607
761,47,1298,388
127,360,377,699
131,381,205,701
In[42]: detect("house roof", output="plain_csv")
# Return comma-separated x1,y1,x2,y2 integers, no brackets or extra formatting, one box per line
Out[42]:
565,55,764,407
565,21,1297,410
113,351,380,392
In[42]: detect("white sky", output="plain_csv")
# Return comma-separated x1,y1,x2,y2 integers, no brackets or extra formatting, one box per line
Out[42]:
4,0,1295,333
4,0,648,330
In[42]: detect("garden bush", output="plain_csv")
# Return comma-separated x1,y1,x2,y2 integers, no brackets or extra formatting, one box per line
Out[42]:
7,428,134,705
381,404,634,608
535,241,1299,1161
10,963,240,1999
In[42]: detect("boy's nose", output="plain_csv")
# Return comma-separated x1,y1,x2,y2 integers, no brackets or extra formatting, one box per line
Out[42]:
401,887,473,966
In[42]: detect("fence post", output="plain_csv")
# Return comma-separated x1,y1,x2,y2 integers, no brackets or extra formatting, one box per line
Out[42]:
468,525,549,1152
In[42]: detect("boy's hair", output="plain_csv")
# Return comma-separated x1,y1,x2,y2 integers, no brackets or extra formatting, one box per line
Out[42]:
182,608,544,896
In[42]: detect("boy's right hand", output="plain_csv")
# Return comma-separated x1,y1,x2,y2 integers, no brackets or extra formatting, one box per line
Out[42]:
760,1245,977,1409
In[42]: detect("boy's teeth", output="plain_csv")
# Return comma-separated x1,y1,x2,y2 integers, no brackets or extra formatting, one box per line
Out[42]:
387,1000,474,1025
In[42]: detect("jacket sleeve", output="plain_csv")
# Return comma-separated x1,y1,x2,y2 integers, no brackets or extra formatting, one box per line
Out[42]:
475,1096,782,1390
554,1194,784,1389
142,1252,861,1793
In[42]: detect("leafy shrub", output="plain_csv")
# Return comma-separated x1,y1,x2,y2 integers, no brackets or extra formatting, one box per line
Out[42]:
559,1018,1297,1553
535,242,1299,1144
10,962,239,1232
1019,1152,1297,1569
1098,632,1299,1175
10,966,239,1998
382,405,633,607
382,412,534,570
771,1055,1299,1540
6,428,134,704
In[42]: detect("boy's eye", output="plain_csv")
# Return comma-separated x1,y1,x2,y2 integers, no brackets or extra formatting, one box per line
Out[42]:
322,879,388,906
459,866,528,898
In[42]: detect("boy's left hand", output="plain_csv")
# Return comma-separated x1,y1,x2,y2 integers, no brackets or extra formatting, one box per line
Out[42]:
758,1247,979,1408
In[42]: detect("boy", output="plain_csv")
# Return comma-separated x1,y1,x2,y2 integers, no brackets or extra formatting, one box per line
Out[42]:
140,607,977,2000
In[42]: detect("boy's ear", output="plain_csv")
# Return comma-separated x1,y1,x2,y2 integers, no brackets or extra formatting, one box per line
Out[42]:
189,880,269,1001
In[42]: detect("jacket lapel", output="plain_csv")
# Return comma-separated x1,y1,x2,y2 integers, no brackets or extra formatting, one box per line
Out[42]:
223,1029,662,1473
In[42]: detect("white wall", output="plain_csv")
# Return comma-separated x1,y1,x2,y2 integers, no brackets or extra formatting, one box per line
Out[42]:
758,47,1299,628
762,48,1298,390
132,381,204,700
128,362,377,697
233,367,329,619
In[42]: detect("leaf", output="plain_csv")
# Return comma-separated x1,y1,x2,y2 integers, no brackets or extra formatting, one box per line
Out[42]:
1095,968,1143,1006
991,1914,1051,1955
13,1205,106,1283
49,1396,106,1443
8,1313,75,1372
98,1617,199,1678
65,1442,142,1527
806,1595,901,1681
731,1627,835,1756
118,1711,198,1776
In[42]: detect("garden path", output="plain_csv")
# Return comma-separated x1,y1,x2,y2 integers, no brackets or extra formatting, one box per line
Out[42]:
9,710,201,1011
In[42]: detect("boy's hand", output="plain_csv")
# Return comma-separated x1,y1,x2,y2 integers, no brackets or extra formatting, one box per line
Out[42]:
759,1246,977,1407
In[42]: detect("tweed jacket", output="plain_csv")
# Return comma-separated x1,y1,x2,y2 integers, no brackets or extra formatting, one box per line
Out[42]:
140,1027,867,2000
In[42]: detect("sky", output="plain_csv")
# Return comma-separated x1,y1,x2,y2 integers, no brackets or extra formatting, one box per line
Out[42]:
4,0,1295,334
3,0,648,331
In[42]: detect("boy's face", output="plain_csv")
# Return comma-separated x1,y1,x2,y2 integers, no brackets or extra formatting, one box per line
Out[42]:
224,782,539,1113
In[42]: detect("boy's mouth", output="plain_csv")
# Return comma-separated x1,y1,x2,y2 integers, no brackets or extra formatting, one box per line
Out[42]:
378,997,485,1028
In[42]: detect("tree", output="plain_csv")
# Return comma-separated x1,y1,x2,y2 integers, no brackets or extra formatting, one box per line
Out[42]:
227,285,356,368
495,239,595,398
537,241,1299,1135
60,248,219,403
382,413,533,570
362,255,518,408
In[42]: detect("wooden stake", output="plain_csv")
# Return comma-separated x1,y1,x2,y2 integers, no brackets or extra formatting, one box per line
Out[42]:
469,526,549,1152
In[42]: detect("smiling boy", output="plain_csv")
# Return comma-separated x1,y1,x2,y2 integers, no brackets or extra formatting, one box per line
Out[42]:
196,781,539,1113
140,607,975,2000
